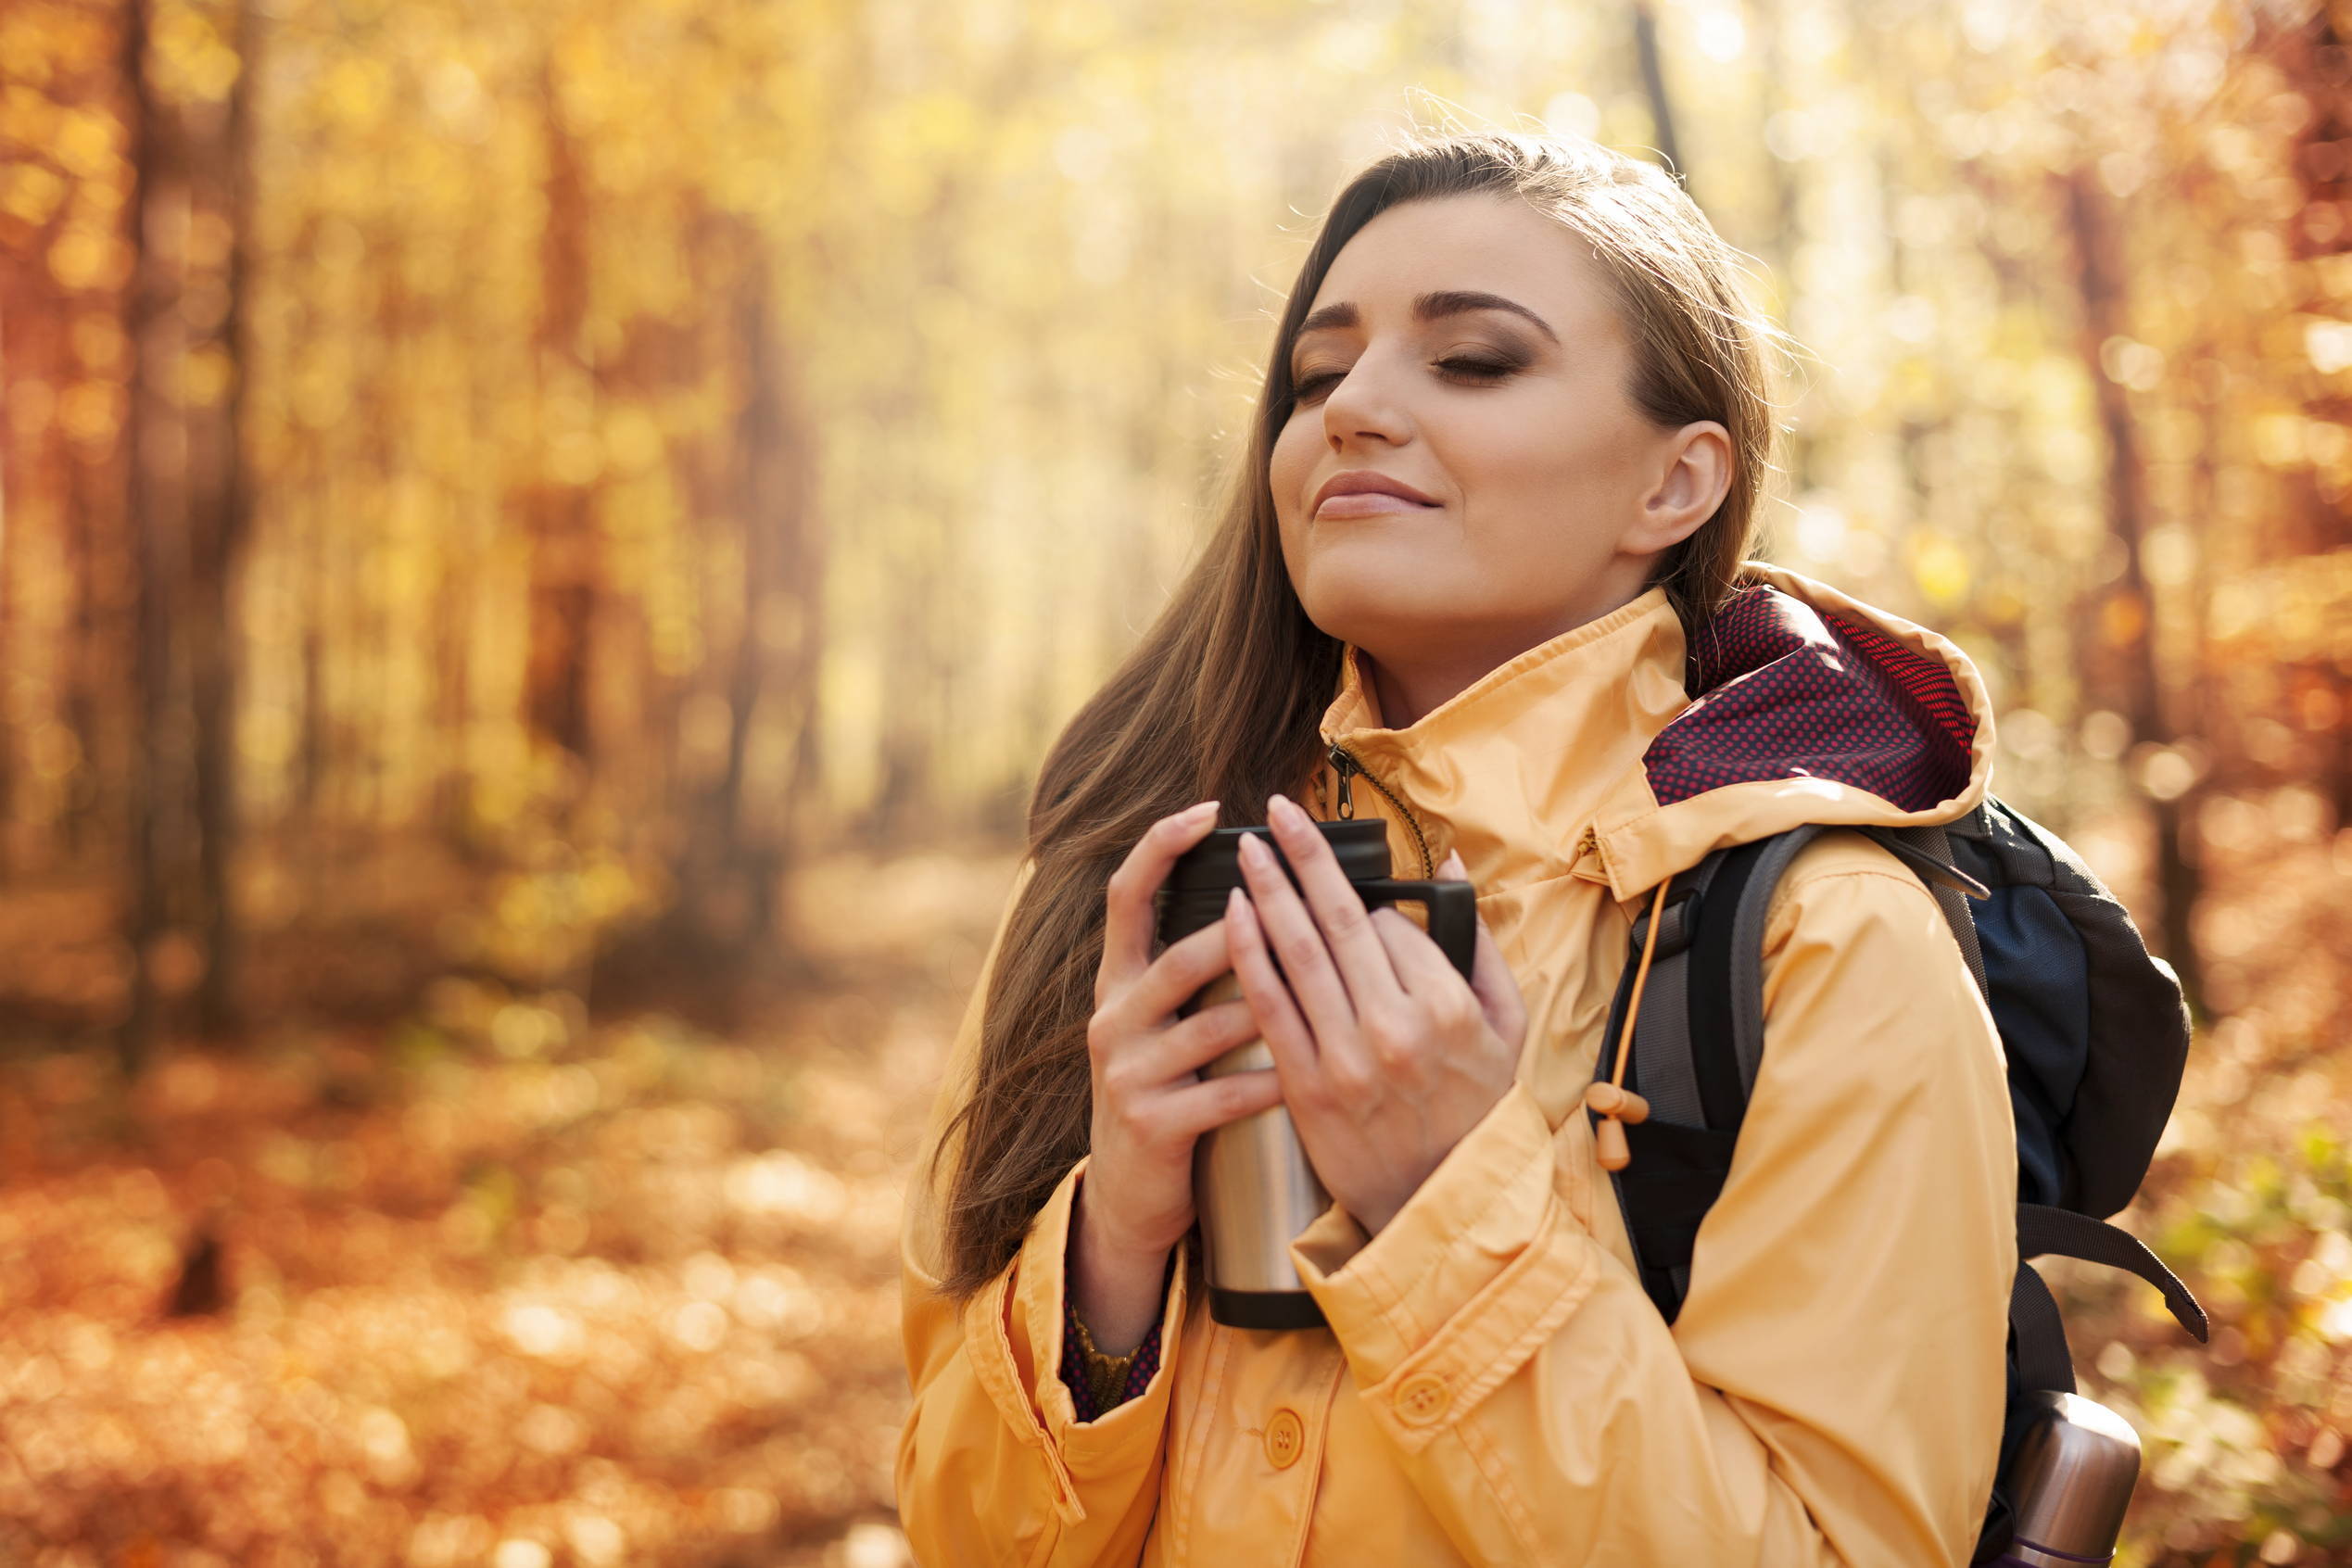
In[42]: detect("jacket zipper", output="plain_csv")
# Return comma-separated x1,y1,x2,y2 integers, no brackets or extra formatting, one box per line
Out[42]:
1325,741,1434,879
1576,824,1613,886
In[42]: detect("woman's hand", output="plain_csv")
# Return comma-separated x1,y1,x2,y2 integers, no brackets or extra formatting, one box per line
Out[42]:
1223,790,1528,1237
1074,799,1287,1354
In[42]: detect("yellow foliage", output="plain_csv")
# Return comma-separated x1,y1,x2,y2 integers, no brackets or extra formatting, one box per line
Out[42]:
2,160,67,224
46,224,127,292
1907,530,1972,607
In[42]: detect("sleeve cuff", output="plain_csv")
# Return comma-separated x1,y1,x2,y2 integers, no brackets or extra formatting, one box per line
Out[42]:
1060,1205,1172,1422
1289,1081,1599,1448
950,1157,1190,1526
968,1158,1186,1487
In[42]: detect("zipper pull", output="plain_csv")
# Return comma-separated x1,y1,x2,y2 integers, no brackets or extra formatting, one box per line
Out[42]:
1574,825,1614,888
1326,742,1359,820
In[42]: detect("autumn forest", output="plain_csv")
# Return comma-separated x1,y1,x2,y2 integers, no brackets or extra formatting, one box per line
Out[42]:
1,0,2349,1563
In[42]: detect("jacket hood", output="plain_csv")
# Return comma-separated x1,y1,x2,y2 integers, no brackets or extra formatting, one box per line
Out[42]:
1314,562,1998,902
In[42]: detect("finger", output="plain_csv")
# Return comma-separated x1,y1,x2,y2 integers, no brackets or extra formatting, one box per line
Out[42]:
1368,904,1462,1003
1096,996,1263,1144
1437,849,1519,1029
1264,793,1405,1013
1468,907,1520,1019
1235,828,1361,1052
1461,909,1528,1050
1131,996,1259,1084
1098,802,1221,1000
1159,1066,1283,1140
1120,917,1238,1028
1223,885,1323,1093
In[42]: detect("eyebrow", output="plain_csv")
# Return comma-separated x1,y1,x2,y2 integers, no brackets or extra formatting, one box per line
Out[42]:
1293,289,1561,347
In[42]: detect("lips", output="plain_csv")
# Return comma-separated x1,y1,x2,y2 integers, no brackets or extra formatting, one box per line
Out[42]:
1312,471,1440,517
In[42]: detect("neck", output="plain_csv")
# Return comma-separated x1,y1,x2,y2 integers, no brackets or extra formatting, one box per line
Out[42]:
1364,653,1487,733
1358,580,1657,731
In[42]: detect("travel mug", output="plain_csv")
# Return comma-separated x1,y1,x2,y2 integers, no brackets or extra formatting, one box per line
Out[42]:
1155,817,1476,1329
1991,1392,2143,1567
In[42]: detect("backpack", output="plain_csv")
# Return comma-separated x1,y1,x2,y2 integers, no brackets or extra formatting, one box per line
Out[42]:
1594,797,2209,1565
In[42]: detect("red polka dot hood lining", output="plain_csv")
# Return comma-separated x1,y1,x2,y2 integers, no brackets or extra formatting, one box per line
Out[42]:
1644,578,1979,814
1309,562,1996,903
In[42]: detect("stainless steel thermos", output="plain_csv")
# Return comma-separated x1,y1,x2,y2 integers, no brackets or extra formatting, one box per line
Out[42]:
1992,1392,2143,1566
1155,818,1476,1329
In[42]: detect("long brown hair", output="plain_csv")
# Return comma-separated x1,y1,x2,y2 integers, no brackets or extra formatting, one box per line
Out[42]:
930,130,1784,1299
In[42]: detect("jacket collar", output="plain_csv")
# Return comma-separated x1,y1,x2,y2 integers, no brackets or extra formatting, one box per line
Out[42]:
1314,563,1997,902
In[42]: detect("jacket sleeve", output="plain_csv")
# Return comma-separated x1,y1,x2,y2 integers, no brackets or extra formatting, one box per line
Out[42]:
897,858,1189,1568
1286,840,2018,1567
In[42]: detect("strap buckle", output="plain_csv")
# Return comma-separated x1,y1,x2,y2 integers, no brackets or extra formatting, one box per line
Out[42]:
1627,887,1700,959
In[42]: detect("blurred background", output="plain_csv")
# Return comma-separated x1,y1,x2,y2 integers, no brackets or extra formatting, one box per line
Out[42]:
0,0,2347,1562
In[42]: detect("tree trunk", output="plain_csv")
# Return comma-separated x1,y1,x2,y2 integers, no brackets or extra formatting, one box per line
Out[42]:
120,0,188,1071
183,0,260,1035
0,285,15,873
2061,165,2203,1006
699,239,814,959
2274,6,2352,823
522,58,598,776
1630,1,1693,200
62,437,109,857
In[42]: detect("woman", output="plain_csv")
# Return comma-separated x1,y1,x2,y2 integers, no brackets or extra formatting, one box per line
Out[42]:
898,132,2016,1566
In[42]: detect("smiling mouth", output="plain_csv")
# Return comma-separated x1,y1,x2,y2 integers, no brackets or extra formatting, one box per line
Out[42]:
1315,492,1442,519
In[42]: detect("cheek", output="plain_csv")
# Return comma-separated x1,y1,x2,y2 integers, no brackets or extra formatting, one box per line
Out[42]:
1473,403,1612,489
1268,417,1314,511
1452,399,1645,529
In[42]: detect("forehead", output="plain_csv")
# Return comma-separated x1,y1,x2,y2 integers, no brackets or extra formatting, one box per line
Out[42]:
1302,193,1621,340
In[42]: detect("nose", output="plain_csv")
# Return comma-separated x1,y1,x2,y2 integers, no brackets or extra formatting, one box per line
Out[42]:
1321,350,1412,449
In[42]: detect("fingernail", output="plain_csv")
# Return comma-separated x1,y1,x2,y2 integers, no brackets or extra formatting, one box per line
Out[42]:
1238,833,1271,866
1191,800,1220,821
1268,792,1298,826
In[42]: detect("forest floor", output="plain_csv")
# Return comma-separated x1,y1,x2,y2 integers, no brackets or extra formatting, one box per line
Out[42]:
0,845,1024,1568
1,805,2350,1566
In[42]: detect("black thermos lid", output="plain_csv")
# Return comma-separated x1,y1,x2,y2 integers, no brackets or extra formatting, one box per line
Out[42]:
1155,819,1403,947
1159,819,1394,894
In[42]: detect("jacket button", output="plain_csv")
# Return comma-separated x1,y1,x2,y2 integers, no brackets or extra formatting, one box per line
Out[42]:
1264,1408,1305,1469
1395,1372,1449,1425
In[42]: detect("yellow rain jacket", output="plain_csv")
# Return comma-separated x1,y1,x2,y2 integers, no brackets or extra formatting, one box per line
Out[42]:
899,564,2017,1567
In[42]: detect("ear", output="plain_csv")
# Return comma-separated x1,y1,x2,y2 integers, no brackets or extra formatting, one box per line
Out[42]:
1619,421,1733,556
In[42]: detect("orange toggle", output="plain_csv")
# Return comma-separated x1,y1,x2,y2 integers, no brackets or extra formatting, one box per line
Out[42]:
1583,1081,1650,1123
1591,879,1671,1174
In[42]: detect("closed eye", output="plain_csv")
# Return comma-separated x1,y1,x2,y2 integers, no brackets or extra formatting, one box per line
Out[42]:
1291,355,1522,403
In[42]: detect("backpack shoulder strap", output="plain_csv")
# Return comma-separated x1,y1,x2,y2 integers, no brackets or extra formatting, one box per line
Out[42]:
1600,826,1822,1320
1860,820,1992,1000
1602,819,1993,1325
1712,825,1832,1108
1620,820,1959,1132
1618,826,1838,1117
2008,1203,2210,1400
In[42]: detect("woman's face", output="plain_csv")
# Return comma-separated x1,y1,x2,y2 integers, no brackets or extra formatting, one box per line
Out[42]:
1268,192,1730,716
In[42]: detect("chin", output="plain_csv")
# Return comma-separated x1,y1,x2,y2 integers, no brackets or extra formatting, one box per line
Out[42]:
1295,590,1459,655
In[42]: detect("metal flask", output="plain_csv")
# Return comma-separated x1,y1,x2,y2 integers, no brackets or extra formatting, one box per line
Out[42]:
1991,1392,2143,1567
1155,819,1475,1329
